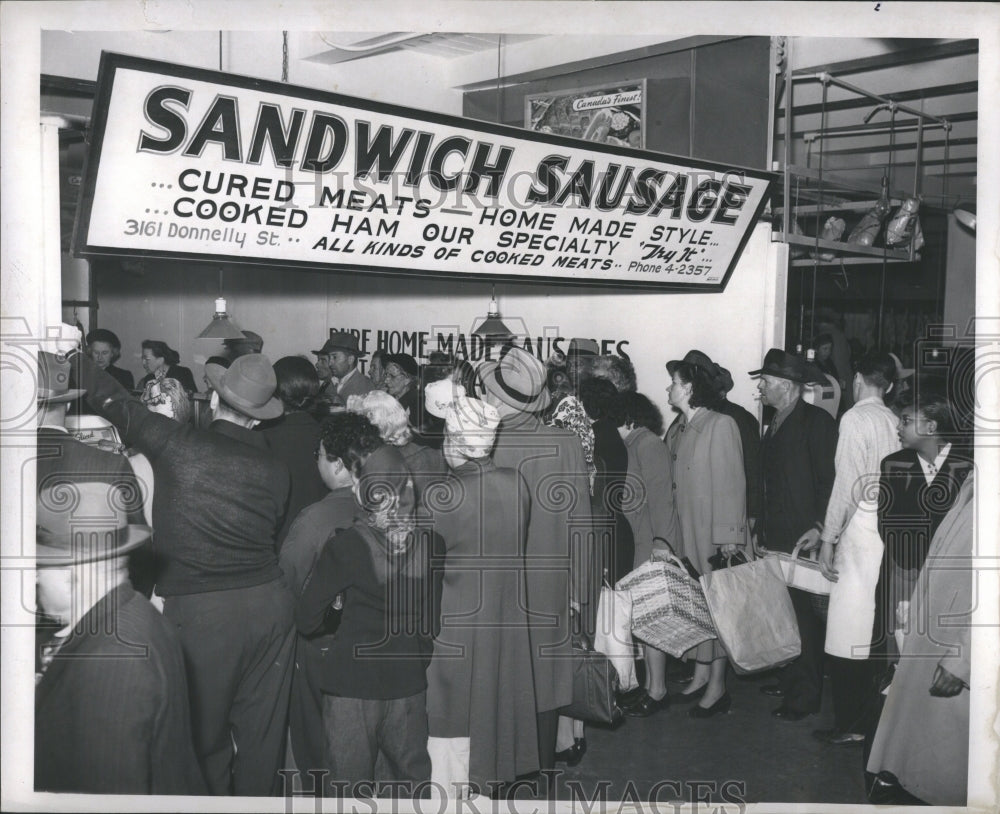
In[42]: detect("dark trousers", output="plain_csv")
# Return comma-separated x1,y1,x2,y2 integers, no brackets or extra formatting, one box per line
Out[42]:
536,709,559,770
164,579,295,796
321,691,430,796
779,587,825,712
288,637,329,778
829,654,875,733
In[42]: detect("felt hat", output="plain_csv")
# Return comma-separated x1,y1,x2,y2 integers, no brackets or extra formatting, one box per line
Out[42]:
478,346,551,413
37,351,85,403
666,349,722,379
445,396,500,458
566,337,600,357
36,481,151,567
313,332,366,358
748,348,814,384
204,353,283,420
384,353,419,379
85,328,122,349
224,330,264,351
424,378,466,419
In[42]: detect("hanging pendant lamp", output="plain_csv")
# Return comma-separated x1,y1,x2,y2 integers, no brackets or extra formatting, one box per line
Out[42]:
197,269,245,339
473,285,514,341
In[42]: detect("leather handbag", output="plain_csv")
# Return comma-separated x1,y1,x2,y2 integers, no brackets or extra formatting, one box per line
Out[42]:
558,631,624,728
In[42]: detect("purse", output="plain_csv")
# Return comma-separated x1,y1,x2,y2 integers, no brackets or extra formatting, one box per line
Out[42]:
699,556,801,674
558,630,624,727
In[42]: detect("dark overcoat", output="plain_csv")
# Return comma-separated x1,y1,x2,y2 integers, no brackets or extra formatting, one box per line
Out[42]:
490,413,593,713
426,458,540,787
759,399,838,553
34,584,206,795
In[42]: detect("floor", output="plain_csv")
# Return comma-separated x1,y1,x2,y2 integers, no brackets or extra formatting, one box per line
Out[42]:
551,667,870,806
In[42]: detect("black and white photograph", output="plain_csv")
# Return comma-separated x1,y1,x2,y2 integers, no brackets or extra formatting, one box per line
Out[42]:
2,2,998,812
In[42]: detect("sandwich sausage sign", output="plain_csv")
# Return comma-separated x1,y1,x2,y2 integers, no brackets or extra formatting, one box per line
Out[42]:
75,52,773,290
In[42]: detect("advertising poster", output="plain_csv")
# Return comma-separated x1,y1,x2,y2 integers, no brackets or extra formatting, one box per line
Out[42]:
526,81,646,148
74,53,772,291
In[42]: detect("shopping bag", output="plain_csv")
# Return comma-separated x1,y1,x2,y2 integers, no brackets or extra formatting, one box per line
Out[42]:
765,540,834,596
616,554,716,658
558,633,623,727
593,584,638,692
699,557,800,674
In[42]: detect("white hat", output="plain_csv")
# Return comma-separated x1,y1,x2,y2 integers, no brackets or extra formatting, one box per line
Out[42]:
424,378,466,419
445,397,500,458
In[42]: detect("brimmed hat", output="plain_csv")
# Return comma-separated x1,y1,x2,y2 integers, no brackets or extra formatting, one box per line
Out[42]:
205,353,283,420
313,332,367,358
223,330,263,351
445,396,500,458
566,338,600,357
424,379,466,419
666,349,722,379
888,352,914,380
36,481,151,567
384,353,419,379
37,351,85,404
748,348,814,384
85,328,122,349
478,346,551,413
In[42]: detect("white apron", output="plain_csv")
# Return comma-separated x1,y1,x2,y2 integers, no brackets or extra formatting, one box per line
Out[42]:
825,499,883,659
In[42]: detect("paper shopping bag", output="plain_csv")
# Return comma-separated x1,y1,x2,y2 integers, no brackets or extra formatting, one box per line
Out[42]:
593,585,638,692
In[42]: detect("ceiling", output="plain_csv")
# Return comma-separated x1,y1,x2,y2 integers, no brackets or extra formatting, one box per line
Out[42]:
305,32,539,65
775,38,978,212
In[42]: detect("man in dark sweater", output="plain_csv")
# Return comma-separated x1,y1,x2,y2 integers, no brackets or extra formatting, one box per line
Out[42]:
70,341,294,796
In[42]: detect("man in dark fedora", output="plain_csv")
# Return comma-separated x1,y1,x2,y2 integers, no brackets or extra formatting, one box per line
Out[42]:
313,331,373,408
750,348,838,721
64,331,294,796
34,481,205,795
221,329,264,362
479,345,594,781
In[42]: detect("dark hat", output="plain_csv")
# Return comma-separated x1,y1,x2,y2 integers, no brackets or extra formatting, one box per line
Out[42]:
666,349,721,379
37,351,85,403
478,345,551,413
748,348,814,384
36,481,152,567
384,353,419,379
223,330,263,351
566,338,600,357
85,328,122,349
313,331,367,358
715,365,735,394
205,353,283,420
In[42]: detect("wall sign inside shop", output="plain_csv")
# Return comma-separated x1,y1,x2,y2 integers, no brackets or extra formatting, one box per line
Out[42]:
75,52,773,291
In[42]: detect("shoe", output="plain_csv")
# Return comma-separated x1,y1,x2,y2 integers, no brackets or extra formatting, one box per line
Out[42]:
771,705,816,722
812,728,864,745
617,686,646,708
623,692,670,717
670,683,708,704
759,684,785,698
554,738,587,767
688,692,731,719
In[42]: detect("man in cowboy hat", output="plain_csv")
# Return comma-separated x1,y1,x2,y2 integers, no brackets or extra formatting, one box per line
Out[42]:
34,481,205,795
313,331,374,408
750,348,838,722
221,329,264,362
478,346,593,780
65,333,294,796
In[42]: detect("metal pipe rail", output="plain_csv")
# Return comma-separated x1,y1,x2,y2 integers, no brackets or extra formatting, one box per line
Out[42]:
802,72,951,127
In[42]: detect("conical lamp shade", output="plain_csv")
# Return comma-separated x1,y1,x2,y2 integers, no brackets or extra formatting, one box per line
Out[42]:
197,298,245,339
473,290,514,340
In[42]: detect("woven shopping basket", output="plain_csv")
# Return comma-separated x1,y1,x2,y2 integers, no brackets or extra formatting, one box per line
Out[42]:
615,551,716,658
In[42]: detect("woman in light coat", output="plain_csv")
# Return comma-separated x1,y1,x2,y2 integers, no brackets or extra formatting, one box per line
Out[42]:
664,360,748,718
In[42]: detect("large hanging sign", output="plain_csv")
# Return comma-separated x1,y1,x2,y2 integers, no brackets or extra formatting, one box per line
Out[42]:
75,52,773,291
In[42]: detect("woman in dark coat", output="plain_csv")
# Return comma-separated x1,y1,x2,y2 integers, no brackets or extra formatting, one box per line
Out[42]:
138,339,197,394
425,396,539,796
259,356,329,547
